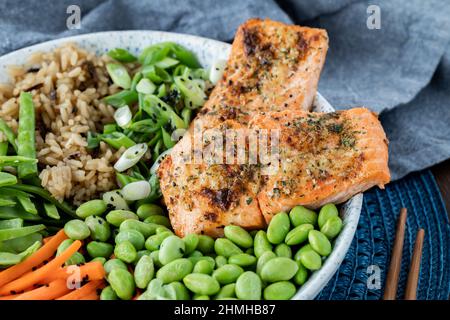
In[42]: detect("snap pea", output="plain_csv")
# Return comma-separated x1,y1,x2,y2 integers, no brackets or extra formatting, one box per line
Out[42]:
294,244,322,271
106,210,138,227
120,219,158,238
114,240,137,263
289,205,318,227
108,48,137,63
228,253,257,267
256,251,277,276
260,257,298,282
308,230,332,256
318,203,339,228
212,264,244,285
164,282,190,300
100,286,118,300
0,232,42,253
0,172,17,187
159,235,185,265
197,235,214,254
183,234,199,255
63,220,90,240
136,203,164,219
215,255,228,269
143,215,171,228
0,252,22,266
91,257,107,265
274,244,292,259
108,268,135,300
0,155,37,167
0,218,23,230
254,230,272,258
104,258,128,275
145,231,172,251
263,281,296,300
115,229,145,250
193,259,215,275
156,258,193,284
293,261,308,286
267,212,290,244
43,203,60,220
224,225,253,248
0,118,18,152
85,216,111,242
75,199,107,219
86,241,114,258
320,215,343,239
235,271,262,300
16,194,37,215
0,224,45,242
17,92,37,178
285,224,314,246
134,255,154,289
183,273,220,296
214,238,243,258
106,63,131,89
214,283,236,299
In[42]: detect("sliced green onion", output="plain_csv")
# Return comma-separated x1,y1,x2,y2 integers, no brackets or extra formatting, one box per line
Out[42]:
106,63,131,89
150,148,172,175
136,78,156,95
114,105,132,128
103,190,129,210
174,76,207,109
114,143,148,172
121,181,151,201
209,59,226,84
108,48,137,63
155,57,179,69
103,90,138,108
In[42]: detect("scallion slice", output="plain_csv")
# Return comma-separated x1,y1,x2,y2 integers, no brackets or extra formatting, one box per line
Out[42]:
114,105,132,128
114,143,148,172
121,181,151,201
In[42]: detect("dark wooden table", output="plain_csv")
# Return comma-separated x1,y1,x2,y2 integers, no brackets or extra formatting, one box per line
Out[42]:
431,160,450,218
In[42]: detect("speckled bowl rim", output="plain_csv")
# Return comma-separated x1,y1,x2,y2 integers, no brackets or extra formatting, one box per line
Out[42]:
0,30,362,300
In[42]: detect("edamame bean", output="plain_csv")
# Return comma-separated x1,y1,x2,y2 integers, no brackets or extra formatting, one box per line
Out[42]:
145,232,172,251
183,273,220,296
120,219,158,238
293,261,308,285
91,257,107,265
320,216,343,239
156,226,173,235
318,203,338,228
260,257,298,282
106,210,138,227
187,256,215,267
193,259,215,275
138,279,166,300
224,225,253,248
150,250,163,268
308,230,332,256
188,250,203,258
64,220,90,240
182,234,199,255
267,212,290,244
214,283,236,299
164,282,190,300
114,240,137,263
134,250,151,264
197,235,214,254
156,258,193,284
214,238,243,258
56,239,74,256
87,241,114,258
274,244,292,258
85,216,111,242
246,248,254,255
212,264,244,285
215,255,227,268
228,253,257,267
100,286,118,300
284,224,314,246
256,251,277,275
115,229,145,250
104,258,128,275
76,199,107,219
134,255,154,289
193,295,210,300
137,203,164,220
65,252,85,266
294,244,322,271
235,271,262,300
159,235,185,265
289,206,318,227
254,231,272,258
108,268,135,300
263,281,296,300
144,215,171,228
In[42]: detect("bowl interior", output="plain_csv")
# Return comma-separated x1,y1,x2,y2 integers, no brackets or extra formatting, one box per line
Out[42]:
0,30,362,300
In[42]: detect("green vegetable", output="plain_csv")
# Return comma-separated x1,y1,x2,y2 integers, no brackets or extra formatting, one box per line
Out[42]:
293,261,308,286
86,241,114,258
17,92,37,178
136,203,164,219
139,278,166,300
16,194,37,215
120,219,158,238
43,203,60,220
260,257,299,282
228,253,257,267
0,155,37,167
143,215,171,228
215,255,227,269
183,273,220,296
254,230,272,258
285,224,314,246
64,220,90,240
108,268,135,300
224,225,253,248
274,243,292,258
212,264,244,285
134,255,154,289
289,206,318,227
308,230,332,256
106,63,131,89
0,232,41,253
0,172,18,187
114,240,137,263
320,216,343,239
182,234,199,255
0,224,45,242
156,258,193,284
235,271,262,300
115,229,145,250
106,210,139,227
103,90,138,108
159,235,185,265
75,199,107,218
263,281,296,300
214,283,236,299
267,212,290,244
85,216,111,242
193,259,215,275
164,281,190,300
91,257,107,265
214,238,243,258
104,258,128,275
108,48,137,63
294,244,322,271
256,251,277,276
318,203,339,228
100,286,118,300
0,118,18,152
196,235,215,254
144,232,172,251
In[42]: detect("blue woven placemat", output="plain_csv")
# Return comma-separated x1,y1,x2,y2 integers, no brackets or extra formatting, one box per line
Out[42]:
317,170,450,300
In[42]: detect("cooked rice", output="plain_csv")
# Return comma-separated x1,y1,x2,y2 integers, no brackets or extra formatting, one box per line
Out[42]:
0,43,127,205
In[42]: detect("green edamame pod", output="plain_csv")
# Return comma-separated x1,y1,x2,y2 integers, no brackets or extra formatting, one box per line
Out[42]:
308,230,332,256
75,199,107,219
164,282,190,300
182,234,199,255
104,258,128,275
260,257,298,282
318,203,339,228
115,229,145,250
214,238,243,258
320,216,343,239
100,286,118,300
293,261,308,286
64,220,90,240
197,235,215,254
228,253,257,267
214,283,236,299
224,225,253,248
108,268,135,300
136,203,164,220
289,206,318,227
106,210,139,227
114,240,137,263
159,235,185,265
134,255,154,289
144,215,171,228
285,224,314,246
254,231,272,258
183,273,220,296
87,241,114,258
294,244,322,271
267,212,290,244
85,216,111,242
263,281,296,300
274,243,292,259
193,259,215,275
256,251,277,276
235,271,262,300
212,264,244,285
156,258,193,284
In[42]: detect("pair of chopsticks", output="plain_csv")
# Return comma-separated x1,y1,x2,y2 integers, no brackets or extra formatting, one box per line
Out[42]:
383,208,425,300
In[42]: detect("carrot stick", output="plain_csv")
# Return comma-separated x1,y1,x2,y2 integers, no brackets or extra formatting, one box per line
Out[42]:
79,290,100,300
43,261,105,283
56,280,103,300
13,279,70,300
0,229,67,287
0,240,81,295
43,236,53,244
0,294,20,300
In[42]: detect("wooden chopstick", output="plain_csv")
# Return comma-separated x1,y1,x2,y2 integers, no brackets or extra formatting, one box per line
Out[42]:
383,208,407,300
404,228,425,300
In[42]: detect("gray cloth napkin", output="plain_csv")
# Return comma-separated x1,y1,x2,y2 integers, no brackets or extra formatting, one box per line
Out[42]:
1,0,449,180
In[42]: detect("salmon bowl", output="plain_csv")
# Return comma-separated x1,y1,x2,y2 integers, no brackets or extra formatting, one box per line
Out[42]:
0,28,366,300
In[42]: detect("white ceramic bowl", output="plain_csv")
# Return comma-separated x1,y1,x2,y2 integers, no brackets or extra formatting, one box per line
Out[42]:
0,31,363,300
